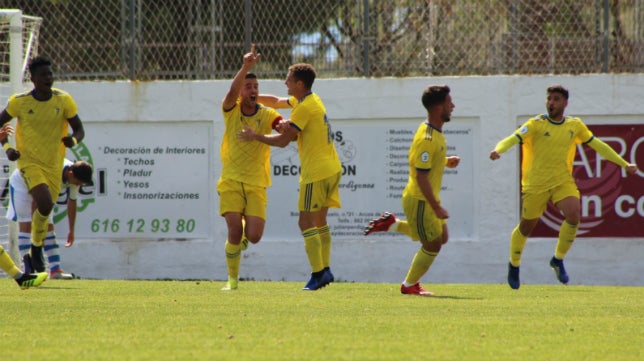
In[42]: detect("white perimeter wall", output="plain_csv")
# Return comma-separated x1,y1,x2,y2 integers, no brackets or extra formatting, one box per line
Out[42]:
55,74,643,286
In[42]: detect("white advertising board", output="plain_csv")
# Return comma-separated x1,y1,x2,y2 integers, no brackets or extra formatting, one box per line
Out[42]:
52,122,213,239
263,117,479,242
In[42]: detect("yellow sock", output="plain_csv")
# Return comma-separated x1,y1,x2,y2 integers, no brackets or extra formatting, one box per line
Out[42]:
394,220,412,237
31,209,49,247
318,224,331,268
509,225,528,267
555,221,578,259
303,227,324,273
0,246,21,278
224,241,241,280
404,248,437,284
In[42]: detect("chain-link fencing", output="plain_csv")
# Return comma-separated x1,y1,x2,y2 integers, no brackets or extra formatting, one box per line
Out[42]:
2,0,643,80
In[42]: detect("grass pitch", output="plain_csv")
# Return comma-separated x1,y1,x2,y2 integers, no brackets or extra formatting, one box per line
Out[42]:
1,279,642,361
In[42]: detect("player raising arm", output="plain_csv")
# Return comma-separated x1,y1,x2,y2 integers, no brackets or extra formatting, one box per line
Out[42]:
238,63,342,291
217,44,284,291
489,84,637,289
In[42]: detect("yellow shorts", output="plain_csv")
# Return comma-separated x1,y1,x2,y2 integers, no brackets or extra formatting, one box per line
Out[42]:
217,178,267,219
298,172,342,212
19,165,61,200
521,181,580,220
402,194,445,242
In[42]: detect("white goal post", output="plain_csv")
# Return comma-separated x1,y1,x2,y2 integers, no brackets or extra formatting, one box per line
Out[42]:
0,9,42,271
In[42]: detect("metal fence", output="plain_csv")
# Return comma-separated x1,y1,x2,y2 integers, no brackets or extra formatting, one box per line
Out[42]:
2,0,643,80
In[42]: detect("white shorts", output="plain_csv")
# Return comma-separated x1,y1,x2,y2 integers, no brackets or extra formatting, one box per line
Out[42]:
6,169,54,223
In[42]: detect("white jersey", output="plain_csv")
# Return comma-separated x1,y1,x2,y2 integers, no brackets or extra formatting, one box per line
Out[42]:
7,159,80,222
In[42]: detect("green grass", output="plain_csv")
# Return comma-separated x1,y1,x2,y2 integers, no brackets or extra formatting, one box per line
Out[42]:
1,279,642,361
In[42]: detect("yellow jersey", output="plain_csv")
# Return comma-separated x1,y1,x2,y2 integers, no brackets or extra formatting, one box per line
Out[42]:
403,122,446,202
220,101,282,187
288,93,341,183
6,88,78,172
516,114,593,192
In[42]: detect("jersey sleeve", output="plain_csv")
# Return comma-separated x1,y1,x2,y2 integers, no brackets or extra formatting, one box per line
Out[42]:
412,140,434,171
5,94,20,118
290,102,308,131
63,93,79,119
575,118,594,144
266,108,283,130
514,118,536,143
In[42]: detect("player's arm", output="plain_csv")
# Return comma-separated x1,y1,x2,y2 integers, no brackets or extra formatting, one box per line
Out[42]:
586,137,637,175
489,134,521,160
0,114,20,161
0,109,13,126
238,122,298,148
223,44,260,111
416,169,448,219
62,115,85,147
258,94,291,109
66,197,78,247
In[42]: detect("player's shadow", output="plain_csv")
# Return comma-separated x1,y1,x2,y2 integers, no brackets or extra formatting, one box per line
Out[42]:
430,295,484,300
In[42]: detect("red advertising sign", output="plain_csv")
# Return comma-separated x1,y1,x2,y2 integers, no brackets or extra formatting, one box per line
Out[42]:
531,124,643,237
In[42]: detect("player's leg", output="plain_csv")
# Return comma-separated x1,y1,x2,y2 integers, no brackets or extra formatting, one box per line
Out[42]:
317,172,341,283
315,208,334,282
299,209,326,290
8,179,35,271
44,224,73,279
363,198,411,237
243,183,268,247
550,184,581,284
400,197,443,296
298,180,332,291
222,212,243,290
0,245,47,289
217,179,245,291
17,222,32,271
507,191,548,289
28,181,55,273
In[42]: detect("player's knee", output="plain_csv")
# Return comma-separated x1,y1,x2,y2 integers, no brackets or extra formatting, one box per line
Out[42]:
37,202,54,216
245,232,263,244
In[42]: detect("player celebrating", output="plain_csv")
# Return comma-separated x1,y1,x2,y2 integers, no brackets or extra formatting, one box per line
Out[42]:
218,44,284,291
238,63,342,291
7,158,94,279
363,85,459,296
0,56,86,274
489,85,637,289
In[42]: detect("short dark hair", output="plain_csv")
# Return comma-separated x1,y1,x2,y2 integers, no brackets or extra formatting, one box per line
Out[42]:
28,56,52,75
288,63,316,89
547,85,569,100
245,72,257,80
421,85,451,111
70,161,94,186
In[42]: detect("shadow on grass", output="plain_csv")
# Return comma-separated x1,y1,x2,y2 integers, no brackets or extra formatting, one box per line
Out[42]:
431,295,484,300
